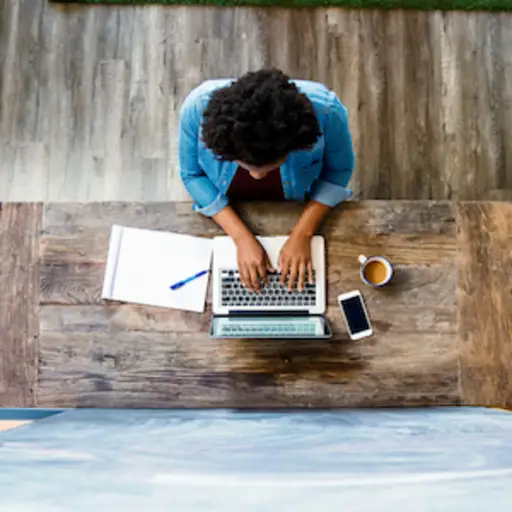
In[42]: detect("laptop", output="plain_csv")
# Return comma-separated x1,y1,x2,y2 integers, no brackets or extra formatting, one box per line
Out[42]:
210,235,333,339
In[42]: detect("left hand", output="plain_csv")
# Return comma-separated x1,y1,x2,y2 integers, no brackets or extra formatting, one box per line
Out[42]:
278,232,314,291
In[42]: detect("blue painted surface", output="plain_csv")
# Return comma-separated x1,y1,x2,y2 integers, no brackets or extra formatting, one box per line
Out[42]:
0,408,63,420
0,408,511,511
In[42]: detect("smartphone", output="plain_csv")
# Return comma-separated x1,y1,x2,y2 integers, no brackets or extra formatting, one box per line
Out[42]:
337,290,373,340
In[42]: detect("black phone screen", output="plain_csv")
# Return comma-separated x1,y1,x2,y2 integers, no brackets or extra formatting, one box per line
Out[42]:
341,296,370,334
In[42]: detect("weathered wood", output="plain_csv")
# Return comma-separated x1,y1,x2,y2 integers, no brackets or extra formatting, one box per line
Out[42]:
40,303,456,336
37,331,459,408
441,14,480,200
40,305,213,334
42,202,221,237
41,201,456,236
36,200,461,407
39,261,457,313
486,189,512,201
40,202,457,307
1,3,512,202
40,232,456,268
457,202,512,407
2,200,508,408
355,10,389,199
0,203,41,407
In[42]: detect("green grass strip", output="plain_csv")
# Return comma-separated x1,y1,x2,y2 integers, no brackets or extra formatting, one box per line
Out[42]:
52,0,512,12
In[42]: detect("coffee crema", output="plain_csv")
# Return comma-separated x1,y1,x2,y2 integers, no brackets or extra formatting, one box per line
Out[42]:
363,260,389,285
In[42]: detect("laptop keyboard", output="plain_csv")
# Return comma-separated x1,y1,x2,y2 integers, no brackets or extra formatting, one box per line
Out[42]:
220,269,317,308
217,317,323,337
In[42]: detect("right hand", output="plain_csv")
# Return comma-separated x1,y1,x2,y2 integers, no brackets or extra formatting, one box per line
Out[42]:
236,235,274,292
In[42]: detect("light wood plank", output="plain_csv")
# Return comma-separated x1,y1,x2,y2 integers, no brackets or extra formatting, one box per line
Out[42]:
1,2,512,201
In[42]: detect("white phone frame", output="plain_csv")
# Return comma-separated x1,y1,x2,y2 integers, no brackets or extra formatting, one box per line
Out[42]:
337,290,373,340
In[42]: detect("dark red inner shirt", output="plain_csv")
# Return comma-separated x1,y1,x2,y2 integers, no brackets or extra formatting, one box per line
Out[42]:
227,167,284,201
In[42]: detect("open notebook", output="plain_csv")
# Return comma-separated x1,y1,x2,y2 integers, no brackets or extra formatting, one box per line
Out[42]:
102,225,213,313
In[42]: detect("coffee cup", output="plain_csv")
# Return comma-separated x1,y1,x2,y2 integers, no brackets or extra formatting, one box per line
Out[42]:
358,255,393,287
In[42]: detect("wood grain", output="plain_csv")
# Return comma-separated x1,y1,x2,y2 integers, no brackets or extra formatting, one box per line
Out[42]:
40,202,457,306
40,303,456,336
41,201,456,236
36,201,460,408
457,202,512,407
0,200,507,408
0,203,41,407
1,2,512,202
37,330,459,408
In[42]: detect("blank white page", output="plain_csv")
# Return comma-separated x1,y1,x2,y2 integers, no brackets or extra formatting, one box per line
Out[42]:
102,226,212,313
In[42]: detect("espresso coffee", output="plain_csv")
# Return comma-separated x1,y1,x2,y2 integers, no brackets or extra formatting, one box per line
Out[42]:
363,260,389,285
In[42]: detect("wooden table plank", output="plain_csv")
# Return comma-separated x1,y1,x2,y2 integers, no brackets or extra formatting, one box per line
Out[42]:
40,201,457,305
457,202,512,407
37,201,460,408
41,201,456,234
37,331,459,409
40,304,456,336
0,203,41,407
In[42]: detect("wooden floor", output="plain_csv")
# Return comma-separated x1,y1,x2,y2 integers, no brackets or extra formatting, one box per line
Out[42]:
1,201,511,408
1,1,512,201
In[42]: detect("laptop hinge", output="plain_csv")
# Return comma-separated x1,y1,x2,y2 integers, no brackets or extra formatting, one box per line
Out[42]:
227,310,310,317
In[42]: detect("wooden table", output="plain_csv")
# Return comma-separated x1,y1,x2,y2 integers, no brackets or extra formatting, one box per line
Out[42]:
1,201,511,409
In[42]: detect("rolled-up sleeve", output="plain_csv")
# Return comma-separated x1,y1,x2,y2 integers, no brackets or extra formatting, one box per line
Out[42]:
309,94,355,207
178,94,228,217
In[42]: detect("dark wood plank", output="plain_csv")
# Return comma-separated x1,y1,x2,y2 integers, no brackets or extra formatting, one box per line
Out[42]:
457,202,512,407
37,330,459,409
0,203,41,407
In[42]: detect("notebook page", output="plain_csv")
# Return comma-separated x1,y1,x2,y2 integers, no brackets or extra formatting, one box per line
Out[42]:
103,226,212,313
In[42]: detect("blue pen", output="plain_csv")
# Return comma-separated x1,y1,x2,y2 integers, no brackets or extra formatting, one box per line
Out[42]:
169,270,209,291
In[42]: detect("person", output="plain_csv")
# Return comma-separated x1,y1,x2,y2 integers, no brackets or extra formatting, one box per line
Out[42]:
178,68,355,293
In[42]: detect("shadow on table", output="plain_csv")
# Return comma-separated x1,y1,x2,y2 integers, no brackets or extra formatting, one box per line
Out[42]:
224,333,368,386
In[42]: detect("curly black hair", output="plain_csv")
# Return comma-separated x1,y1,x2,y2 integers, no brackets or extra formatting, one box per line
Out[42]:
201,69,321,166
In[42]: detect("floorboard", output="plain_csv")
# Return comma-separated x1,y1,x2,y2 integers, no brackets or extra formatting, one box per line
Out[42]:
1,1,511,201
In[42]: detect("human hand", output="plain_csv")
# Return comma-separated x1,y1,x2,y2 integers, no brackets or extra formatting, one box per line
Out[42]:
278,232,314,291
236,234,274,292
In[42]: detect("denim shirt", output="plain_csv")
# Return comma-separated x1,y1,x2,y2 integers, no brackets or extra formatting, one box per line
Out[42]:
179,79,355,217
